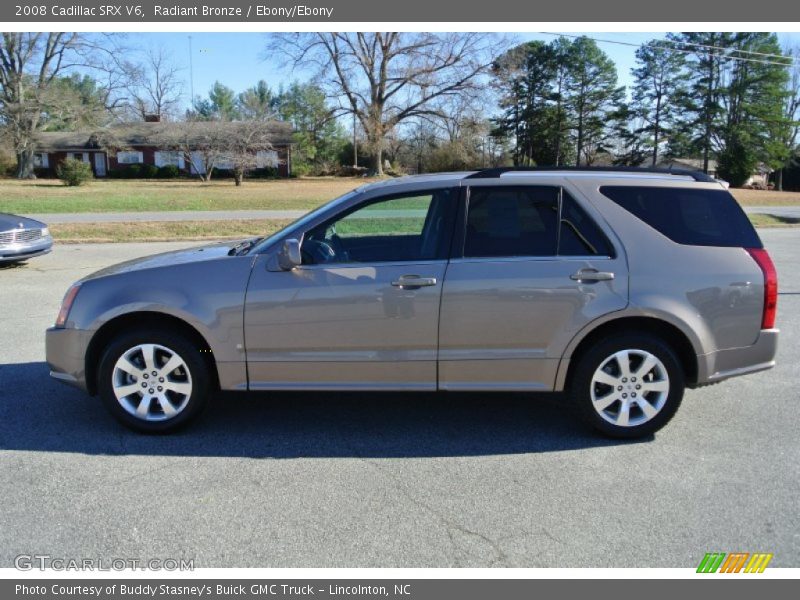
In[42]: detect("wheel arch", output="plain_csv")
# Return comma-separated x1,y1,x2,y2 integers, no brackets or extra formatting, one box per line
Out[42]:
85,311,219,396
556,315,700,391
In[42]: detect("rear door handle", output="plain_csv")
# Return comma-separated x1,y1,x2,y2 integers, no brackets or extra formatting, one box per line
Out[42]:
391,275,438,289
570,269,614,282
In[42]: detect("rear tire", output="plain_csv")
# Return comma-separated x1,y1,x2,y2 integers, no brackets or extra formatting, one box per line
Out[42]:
569,333,685,438
97,328,210,433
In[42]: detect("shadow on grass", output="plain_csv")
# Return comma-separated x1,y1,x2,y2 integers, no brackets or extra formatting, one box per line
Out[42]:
0,362,650,459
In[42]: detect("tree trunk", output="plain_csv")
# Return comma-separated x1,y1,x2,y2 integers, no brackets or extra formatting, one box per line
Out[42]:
372,143,384,176
234,168,244,186
776,168,783,192
15,149,37,179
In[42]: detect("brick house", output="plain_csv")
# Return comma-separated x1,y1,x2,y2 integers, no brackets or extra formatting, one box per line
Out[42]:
33,120,294,178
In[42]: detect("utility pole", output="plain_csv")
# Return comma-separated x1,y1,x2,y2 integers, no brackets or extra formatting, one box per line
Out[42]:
188,35,195,111
353,111,358,167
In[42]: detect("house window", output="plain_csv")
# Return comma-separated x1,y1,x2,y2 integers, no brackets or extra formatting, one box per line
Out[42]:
154,151,184,168
256,150,278,168
33,153,49,168
117,151,143,164
215,156,235,170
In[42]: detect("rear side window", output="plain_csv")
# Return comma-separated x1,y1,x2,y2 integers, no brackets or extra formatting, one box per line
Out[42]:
600,186,762,248
559,193,613,256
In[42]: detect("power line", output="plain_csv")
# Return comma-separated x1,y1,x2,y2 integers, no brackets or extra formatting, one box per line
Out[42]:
536,32,799,68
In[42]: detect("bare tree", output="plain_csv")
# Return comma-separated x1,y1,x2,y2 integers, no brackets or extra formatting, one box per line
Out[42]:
156,120,228,181
156,120,282,185
223,121,282,185
125,46,183,121
0,32,129,178
267,32,505,175
1,33,81,178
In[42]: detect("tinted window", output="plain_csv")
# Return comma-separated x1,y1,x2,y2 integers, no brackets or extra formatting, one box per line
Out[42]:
303,189,455,264
559,192,613,256
600,186,762,248
464,186,559,257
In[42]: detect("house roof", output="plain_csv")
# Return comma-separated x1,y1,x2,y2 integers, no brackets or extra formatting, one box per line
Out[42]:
35,120,294,151
657,157,719,172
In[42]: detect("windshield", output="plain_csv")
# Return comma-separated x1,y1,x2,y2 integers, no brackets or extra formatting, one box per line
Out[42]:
247,189,363,255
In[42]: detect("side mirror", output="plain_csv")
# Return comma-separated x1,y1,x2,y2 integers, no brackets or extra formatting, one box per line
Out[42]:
277,238,302,270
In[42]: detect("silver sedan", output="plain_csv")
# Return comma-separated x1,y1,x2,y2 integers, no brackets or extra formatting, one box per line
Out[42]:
0,213,53,264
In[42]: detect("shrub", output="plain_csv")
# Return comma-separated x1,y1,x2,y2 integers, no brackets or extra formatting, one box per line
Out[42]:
0,145,16,176
210,167,234,179
124,164,142,178
717,137,757,188
291,162,312,177
137,164,157,178
56,158,93,186
157,164,182,178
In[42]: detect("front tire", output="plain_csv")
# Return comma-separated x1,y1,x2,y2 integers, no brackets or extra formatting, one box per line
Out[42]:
97,329,210,433
569,333,685,438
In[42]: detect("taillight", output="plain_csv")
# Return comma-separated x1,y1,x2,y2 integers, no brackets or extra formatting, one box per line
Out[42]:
746,248,777,329
55,284,81,328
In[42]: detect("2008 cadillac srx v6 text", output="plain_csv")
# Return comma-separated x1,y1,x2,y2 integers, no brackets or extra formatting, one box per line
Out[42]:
46,167,779,437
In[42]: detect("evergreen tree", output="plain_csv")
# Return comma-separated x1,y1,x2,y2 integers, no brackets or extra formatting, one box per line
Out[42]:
565,37,624,166
629,42,687,165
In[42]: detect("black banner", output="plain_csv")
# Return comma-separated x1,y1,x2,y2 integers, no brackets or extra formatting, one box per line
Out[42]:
3,0,798,22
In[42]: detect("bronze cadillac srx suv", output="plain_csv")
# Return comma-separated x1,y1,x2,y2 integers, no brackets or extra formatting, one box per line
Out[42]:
46,167,779,437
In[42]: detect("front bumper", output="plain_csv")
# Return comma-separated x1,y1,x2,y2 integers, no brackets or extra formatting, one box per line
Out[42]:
0,236,53,263
696,328,779,385
46,326,91,393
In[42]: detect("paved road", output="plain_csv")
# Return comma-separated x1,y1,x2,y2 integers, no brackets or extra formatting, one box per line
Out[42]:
0,231,798,568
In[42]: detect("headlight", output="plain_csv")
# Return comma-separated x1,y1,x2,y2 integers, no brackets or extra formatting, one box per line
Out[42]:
41,227,50,237
55,283,81,328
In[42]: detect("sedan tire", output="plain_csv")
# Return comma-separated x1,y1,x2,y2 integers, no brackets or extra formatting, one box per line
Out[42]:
97,329,210,433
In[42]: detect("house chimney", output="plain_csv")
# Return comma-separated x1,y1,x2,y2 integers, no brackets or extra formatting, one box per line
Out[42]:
144,113,161,123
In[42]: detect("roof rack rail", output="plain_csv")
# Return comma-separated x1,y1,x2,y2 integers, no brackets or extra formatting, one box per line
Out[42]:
465,166,717,183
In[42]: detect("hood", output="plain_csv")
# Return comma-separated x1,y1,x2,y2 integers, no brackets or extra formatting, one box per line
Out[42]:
81,239,254,281
0,213,47,232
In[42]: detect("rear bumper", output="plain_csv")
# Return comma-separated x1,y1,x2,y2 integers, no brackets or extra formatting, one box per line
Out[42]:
46,326,91,393
696,328,779,385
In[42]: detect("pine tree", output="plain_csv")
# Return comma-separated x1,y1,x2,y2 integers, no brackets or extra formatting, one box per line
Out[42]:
629,42,687,166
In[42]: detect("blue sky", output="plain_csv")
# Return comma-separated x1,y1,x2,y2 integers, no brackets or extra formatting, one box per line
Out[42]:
129,31,800,110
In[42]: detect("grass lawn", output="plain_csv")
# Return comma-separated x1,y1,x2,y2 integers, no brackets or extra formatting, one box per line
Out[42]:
0,177,376,214
747,213,800,227
50,219,294,243
2,177,800,215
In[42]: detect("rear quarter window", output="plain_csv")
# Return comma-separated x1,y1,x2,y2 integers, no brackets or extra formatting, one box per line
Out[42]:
599,186,762,248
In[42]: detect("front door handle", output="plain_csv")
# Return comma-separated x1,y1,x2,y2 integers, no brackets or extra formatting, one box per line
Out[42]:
570,269,614,282
391,275,438,289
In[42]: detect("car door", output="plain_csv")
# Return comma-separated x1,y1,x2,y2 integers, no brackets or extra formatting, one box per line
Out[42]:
438,181,629,391
244,187,457,391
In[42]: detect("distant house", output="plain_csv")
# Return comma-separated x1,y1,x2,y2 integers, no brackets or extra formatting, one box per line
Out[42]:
33,120,294,178
657,157,771,188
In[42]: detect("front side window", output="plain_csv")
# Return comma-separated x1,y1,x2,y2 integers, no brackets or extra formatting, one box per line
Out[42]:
302,189,456,265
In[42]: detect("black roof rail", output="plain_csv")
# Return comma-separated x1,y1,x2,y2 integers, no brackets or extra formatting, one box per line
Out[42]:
465,166,717,183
